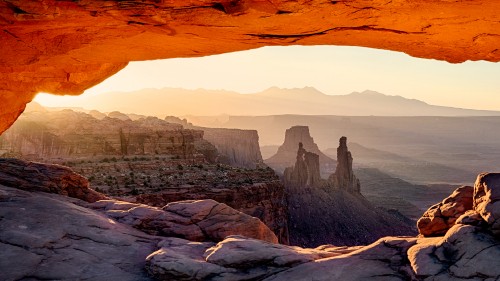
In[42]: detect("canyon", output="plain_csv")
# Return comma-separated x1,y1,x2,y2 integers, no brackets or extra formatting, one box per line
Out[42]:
280,131,416,247
2,156,500,280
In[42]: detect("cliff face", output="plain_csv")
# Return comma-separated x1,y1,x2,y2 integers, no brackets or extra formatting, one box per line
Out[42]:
199,128,263,169
0,110,216,161
266,126,335,175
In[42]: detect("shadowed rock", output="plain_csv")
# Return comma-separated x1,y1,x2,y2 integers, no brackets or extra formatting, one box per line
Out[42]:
0,158,107,203
474,173,500,237
90,199,279,243
328,136,361,193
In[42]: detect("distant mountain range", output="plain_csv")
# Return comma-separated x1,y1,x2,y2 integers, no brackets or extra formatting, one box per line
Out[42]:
43,87,500,117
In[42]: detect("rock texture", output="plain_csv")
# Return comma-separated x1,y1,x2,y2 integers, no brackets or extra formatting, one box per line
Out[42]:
474,173,500,236
417,185,474,237
2,170,500,280
197,127,264,169
266,126,335,175
0,110,216,160
136,179,289,245
91,199,278,244
328,136,361,193
1,0,500,134
0,158,107,202
0,185,157,281
283,142,322,189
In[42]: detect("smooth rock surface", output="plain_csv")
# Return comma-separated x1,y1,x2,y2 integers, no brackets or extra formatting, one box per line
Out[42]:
0,185,156,281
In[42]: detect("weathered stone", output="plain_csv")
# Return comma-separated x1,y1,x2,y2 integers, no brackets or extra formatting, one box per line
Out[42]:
91,199,279,243
0,185,156,281
409,224,500,280
283,142,322,189
417,185,473,237
2,0,500,134
328,136,361,193
0,158,107,203
474,173,500,236
266,126,335,175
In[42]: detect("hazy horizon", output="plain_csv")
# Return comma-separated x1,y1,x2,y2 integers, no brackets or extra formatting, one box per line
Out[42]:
34,45,500,112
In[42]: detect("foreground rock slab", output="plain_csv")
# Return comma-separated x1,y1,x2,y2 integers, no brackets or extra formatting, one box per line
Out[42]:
0,185,156,281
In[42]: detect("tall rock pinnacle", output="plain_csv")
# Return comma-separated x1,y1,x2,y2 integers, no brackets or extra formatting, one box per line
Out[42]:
329,136,361,193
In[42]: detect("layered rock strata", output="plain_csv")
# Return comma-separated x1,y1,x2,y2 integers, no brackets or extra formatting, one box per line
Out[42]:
197,127,264,169
0,110,215,160
1,0,500,134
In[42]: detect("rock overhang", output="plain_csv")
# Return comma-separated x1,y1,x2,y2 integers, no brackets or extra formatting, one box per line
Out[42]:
1,0,500,133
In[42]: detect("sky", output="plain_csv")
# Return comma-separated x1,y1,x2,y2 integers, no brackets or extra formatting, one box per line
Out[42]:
34,45,500,110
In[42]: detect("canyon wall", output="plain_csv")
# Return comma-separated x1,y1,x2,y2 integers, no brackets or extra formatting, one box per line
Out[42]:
199,127,264,169
0,110,216,161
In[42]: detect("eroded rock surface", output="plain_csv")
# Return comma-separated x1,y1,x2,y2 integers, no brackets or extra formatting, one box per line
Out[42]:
91,199,278,243
0,158,107,202
417,185,473,237
474,173,500,236
328,136,361,194
266,126,335,175
0,185,156,281
283,142,322,189
2,0,500,134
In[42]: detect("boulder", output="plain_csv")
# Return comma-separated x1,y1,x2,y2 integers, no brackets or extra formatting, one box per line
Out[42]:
91,199,279,243
417,185,473,237
0,158,107,203
474,173,500,236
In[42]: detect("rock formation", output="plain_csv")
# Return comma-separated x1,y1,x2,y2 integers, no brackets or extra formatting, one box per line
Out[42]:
2,164,500,279
282,136,415,247
91,199,278,243
1,1,499,134
198,127,264,169
417,185,474,237
328,136,361,193
474,173,500,236
283,142,322,189
0,158,107,203
0,110,217,161
266,126,335,175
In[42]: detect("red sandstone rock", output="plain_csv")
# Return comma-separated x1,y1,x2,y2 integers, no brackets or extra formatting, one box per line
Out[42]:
417,185,473,237
0,158,107,202
1,1,500,134
91,199,279,243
